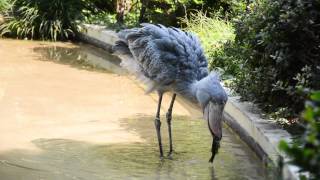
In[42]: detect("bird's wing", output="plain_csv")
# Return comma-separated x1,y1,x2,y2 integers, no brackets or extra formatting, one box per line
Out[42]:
114,24,208,92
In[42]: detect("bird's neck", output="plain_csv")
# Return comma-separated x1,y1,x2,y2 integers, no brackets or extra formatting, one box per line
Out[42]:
175,72,220,104
174,80,200,104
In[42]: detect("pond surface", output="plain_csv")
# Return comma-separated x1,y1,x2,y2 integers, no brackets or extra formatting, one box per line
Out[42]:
0,39,277,180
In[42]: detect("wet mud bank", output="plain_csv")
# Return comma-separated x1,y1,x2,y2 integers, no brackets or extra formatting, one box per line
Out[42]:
79,24,299,180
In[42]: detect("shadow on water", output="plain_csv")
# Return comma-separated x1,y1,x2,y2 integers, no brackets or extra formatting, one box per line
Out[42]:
0,115,278,180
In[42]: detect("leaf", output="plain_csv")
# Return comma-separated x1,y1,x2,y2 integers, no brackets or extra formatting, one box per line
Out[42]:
278,140,289,151
310,91,320,101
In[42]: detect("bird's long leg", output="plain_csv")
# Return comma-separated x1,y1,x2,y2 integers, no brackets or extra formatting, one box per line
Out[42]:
155,93,164,158
166,93,176,156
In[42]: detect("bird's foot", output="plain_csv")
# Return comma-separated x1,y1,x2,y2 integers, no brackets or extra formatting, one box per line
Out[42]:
167,151,174,160
159,155,165,161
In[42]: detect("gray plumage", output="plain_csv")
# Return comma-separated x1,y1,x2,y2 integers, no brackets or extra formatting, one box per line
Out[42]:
113,23,228,162
113,23,208,95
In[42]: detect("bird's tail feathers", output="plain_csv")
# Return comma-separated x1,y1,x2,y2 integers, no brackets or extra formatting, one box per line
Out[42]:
113,28,158,94
118,53,139,73
118,28,140,41
113,40,141,76
135,73,157,94
112,40,131,55
119,55,157,94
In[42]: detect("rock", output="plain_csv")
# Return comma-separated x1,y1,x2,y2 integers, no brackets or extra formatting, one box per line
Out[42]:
0,14,4,24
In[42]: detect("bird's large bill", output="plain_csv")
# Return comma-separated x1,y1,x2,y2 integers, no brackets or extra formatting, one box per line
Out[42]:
204,102,224,139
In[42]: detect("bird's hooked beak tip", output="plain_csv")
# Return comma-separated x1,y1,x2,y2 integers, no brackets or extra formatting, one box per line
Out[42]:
209,156,214,163
203,102,224,163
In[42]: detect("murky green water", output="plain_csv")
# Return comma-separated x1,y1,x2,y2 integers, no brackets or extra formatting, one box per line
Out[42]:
0,116,275,180
0,42,278,180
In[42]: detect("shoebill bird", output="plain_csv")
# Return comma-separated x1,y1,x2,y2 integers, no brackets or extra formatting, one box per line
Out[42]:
112,24,228,163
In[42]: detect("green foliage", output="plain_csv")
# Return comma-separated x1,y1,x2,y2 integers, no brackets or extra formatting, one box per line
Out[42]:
1,0,248,39
79,0,248,30
279,91,320,180
85,12,117,27
202,0,247,18
208,40,246,80
142,0,179,25
173,0,247,19
228,0,320,117
181,11,236,77
85,0,248,27
89,0,115,13
0,0,99,41
141,0,247,26
0,0,10,13
181,11,235,54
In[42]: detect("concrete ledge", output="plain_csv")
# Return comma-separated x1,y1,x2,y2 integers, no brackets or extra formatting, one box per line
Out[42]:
79,24,300,180
224,96,300,180
78,24,118,53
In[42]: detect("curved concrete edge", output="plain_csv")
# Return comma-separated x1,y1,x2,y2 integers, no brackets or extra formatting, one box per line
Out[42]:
78,24,118,53
78,24,300,180
224,96,300,180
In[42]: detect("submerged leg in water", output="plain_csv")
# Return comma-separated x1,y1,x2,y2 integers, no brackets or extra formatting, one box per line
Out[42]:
154,93,164,158
166,93,176,157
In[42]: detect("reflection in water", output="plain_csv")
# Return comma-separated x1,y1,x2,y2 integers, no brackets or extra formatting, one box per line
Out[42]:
0,116,277,180
33,43,125,74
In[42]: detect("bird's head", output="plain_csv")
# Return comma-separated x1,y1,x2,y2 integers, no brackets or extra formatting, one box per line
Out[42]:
194,72,228,139
194,72,227,162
